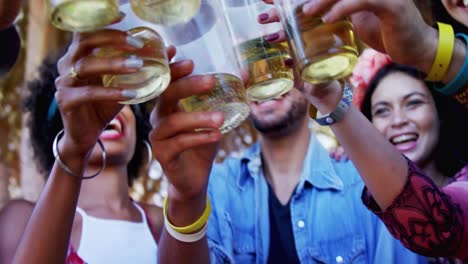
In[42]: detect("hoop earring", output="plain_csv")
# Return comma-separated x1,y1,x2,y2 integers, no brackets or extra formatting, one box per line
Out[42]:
143,140,153,168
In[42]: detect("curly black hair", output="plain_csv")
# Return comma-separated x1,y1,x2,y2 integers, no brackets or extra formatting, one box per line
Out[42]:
361,63,468,178
22,51,151,186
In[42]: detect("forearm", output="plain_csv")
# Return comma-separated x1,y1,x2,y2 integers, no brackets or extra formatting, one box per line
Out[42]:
12,143,87,263
0,0,23,30
312,82,408,210
330,105,408,210
158,190,210,264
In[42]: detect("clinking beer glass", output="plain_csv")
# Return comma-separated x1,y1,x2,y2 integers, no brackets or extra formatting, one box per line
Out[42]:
48,0,121,32
157,0,250,134
272,0,359,84
130,0,202,25
221,0,294,102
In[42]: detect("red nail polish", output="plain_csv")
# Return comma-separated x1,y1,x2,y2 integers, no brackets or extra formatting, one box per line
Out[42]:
258,13,269,22
264,33,279,41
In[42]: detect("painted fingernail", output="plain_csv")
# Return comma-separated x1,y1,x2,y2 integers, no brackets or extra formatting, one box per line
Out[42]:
122,90,137,98
125,56,144,69
126,36,144,49
211,112,224,124
258,13,269,22
302,2,315,14
264,33,279,42
202,75,216,85
284,58,294,67
322,13,332,23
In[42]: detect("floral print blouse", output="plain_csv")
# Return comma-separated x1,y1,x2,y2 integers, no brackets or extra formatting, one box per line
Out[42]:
362,160,468,261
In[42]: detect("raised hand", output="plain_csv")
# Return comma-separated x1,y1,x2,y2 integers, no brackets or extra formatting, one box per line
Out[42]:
260,0,437,74
149,53,224,204
54,29,145,157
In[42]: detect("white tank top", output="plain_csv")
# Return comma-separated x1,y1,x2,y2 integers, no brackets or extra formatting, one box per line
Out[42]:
75,202,158,264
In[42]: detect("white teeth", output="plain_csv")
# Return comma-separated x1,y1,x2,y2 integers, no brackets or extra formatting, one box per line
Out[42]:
108,119,122,133
464,0,468,7
391,134,417,144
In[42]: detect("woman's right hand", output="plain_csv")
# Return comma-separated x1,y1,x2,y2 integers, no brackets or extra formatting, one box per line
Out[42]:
54,29,145,158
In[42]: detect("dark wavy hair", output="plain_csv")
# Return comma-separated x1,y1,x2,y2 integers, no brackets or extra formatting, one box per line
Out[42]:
22,52,151,186
361,63,468,177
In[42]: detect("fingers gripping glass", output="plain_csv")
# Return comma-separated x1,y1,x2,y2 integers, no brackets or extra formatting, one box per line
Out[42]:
273,0,359,84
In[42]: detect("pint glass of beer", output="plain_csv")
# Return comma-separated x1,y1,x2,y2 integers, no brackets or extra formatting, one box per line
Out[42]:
159,0,250,134
97,27,171,104
222,0,294,101
273,0,358,84
48,0,120,32
130,0,202,25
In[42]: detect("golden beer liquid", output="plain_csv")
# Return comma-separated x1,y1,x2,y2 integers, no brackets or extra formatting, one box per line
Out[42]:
180,73,250,134
290,5,358,84
99,27,171,104
130,0,201,25
49,0,119,32
238,38,294,101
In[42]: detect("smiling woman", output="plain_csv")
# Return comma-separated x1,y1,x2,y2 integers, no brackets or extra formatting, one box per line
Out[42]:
0,29,163,264
359,63,468,261
361,63,467,181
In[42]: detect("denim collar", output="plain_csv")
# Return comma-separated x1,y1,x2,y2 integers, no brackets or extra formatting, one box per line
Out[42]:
238,134,344,192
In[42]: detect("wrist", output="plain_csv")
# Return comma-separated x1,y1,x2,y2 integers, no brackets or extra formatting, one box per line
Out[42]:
442,36,467,84
307,81,343,114
167,186,207,227
418,26,441,75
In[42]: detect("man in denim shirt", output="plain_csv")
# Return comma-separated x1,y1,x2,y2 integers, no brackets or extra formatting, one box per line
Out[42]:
154,81,427,263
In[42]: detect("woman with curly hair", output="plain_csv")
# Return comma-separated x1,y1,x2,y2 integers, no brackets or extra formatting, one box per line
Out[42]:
0,29,164,263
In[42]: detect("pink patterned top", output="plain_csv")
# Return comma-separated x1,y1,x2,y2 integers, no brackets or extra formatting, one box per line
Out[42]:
362,160,468,260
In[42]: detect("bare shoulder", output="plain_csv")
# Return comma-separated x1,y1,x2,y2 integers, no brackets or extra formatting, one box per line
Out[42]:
138,203,163,238
0,199,35,263
0,199,34,226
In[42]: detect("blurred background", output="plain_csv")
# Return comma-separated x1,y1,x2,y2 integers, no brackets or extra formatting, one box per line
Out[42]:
0,0,438,210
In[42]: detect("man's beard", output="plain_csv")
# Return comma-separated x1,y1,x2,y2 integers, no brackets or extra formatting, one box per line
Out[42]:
251,98,308,137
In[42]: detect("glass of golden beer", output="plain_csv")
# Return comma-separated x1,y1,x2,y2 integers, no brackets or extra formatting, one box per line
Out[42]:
130,0,201,25
97,27,171,104
155,0,250,134
48,0,120,32
222,0,294,102
273,0,358,84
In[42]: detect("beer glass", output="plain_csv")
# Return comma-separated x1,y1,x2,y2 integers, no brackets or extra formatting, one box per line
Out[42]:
130,0,201,25
222,0,294,102
97,27,171,104
155,0,250,134
273,0,358,84
48,0,120,32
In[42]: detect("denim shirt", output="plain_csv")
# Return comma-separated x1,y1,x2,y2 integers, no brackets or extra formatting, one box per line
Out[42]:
207,135,427,264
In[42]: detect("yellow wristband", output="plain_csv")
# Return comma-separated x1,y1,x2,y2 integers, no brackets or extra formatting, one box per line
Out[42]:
163,196,211,234
426,22,455,82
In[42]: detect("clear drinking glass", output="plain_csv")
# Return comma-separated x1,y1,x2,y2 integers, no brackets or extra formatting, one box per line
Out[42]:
273,0,359,84
153,0,250,134
130,0,202,25
97,27,171,104
48,0,120,32
221,0,294,102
